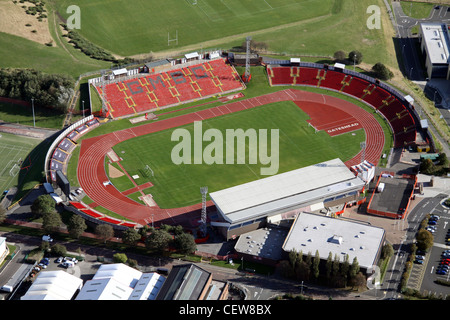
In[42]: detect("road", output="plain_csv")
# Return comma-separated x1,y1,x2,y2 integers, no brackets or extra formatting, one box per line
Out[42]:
381,193,450,299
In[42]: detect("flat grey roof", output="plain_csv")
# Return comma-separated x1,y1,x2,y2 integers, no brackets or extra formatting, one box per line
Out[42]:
282,212,385,269
235,227,289,261
210,158,365,224
420,23,450,64
368,177,415,215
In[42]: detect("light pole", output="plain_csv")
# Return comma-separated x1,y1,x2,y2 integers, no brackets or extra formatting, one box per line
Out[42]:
82,100,85,118
410,67,413,79
31,97,35,128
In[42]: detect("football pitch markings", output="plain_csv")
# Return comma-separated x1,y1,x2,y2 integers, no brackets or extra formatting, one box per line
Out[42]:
0,143,27,191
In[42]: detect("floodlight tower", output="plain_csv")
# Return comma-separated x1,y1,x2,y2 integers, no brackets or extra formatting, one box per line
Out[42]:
242,36,252,83
200,186,208,235
360,141,366,164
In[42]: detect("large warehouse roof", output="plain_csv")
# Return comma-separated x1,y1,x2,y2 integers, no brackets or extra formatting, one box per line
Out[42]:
76,263,165,300
210,158,365,224
282,212,385,269
21,271,83,300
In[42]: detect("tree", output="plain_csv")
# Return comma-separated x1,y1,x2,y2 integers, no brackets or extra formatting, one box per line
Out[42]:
349,257,360,282
145,229,172,253
381,243,394,260
416,229,434,251
31,194,55,217
333,50,346,61
326,252,333,282
437,153,449,167
113,253,128,264
122,228,141,246
348,50,363,65
173,233,197,254
0,205,6,224
419,158,435,174
42,210,62,233
340,254,350,286
372,62,394,80
51,243,67,257
312,250,320,280
68,214,87,239
95,224,114,244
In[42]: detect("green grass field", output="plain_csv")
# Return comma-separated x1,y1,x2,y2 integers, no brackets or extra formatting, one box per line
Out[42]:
52,0,397,68
0,132,41,197
112,101,365,208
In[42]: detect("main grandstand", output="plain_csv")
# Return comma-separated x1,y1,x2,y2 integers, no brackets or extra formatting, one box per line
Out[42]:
209,158,366,240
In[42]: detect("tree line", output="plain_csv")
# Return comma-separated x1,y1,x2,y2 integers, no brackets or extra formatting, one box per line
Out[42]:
0,68,74,112
29,194,197,255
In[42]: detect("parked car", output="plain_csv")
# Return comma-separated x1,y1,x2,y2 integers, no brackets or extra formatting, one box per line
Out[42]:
416,255,425,260
56,257,63,263
428,220,437,225
437,269,447,275
64,257,78,264
414,259,424,264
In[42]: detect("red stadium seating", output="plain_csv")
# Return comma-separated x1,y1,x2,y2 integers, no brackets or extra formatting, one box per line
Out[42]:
267,66,418,147
96,59,243,118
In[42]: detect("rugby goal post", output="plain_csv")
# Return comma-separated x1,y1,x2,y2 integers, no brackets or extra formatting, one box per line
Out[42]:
144,165,154,178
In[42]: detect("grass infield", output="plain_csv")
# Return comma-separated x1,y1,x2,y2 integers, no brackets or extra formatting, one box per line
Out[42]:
112,101,365,208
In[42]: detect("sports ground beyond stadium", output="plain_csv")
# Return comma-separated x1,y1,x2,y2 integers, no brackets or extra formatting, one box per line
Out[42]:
77,89,384,227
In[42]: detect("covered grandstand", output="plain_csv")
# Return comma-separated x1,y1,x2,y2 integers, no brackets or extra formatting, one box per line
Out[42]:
266,62,430,150
209,158,366,240
92,57,244,118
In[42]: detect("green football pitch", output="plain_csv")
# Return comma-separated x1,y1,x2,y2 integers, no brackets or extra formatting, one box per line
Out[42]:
111,101,365,209
55,0,334,56
0,132,41,196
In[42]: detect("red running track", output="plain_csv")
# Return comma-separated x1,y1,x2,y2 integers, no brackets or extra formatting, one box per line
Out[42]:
77,89,384,226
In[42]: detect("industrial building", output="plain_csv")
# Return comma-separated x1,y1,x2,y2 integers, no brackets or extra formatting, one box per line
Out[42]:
156,263,228,300
21,271,83,300
76,263,165,300
209,158,366,240
418,22,450,80
282,212,386,272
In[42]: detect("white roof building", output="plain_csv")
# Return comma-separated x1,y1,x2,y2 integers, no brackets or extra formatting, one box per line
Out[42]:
210,158,365,225
282,212,386,270
419,23,450,80
76,263,165,300
21,271,83,300
129,272,165,300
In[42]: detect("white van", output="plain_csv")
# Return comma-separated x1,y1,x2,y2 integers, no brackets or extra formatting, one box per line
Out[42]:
62,261,74,268
0,285,13,293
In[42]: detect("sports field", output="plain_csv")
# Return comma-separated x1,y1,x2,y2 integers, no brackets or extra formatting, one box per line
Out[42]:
55,0,333,56
112,101,365,208
0,132,41,196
